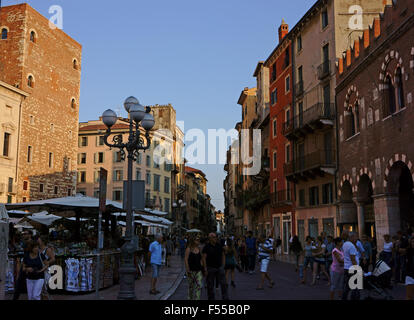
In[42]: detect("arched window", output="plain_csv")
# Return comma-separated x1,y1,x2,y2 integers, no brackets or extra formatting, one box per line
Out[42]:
71,99,76,109
27,75,34,88
384,75,396,116
349,110,356,137
354,101,360,134
73,59,78,70
30,31,36,43
395,67,404,110
1,28,8,40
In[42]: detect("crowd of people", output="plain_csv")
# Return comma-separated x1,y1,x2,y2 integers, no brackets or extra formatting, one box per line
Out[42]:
156,228,414,301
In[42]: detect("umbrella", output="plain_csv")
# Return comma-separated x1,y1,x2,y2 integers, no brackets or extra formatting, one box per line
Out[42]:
26,211,62,226
186,229,202,233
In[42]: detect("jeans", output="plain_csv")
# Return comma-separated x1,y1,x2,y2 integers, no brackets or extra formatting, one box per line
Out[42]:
26,279,44,301
248,254,256,272
206,267,228,300
342,270,361,300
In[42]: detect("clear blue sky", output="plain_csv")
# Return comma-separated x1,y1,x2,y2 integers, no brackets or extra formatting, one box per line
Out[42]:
4,0,315,211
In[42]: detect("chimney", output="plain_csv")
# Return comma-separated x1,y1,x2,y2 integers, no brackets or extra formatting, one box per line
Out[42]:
278,19,289,43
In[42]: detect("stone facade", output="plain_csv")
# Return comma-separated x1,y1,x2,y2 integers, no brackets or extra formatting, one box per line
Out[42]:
0,81,28,203
336,0,414,248
0,4,82,202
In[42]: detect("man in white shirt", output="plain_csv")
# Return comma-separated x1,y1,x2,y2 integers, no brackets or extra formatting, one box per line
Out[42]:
342,232,361,300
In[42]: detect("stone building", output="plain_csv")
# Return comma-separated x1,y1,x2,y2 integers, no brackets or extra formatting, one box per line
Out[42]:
0,80,28,204
77,105,183,219
336,0,414,247
265,20,295,253
286,0,388,242
0,4,82,202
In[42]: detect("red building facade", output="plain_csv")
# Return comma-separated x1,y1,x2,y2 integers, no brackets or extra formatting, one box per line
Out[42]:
265,21,295,254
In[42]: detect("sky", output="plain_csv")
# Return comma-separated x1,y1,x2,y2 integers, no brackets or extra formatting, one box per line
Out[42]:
3,0,316,211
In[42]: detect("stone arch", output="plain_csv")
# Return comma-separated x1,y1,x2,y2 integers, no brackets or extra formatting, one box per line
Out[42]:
357,174,373,203
379,50,404,90
384,154,414,190
340,180,353,202
386,160,414,231
340,174,355,197
356,167,375,192
344,85,361,138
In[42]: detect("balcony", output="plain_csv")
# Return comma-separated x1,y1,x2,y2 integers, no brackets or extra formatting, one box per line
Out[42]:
282,103,335,140
285,149,336,182
271,190,292,208
172,164,180,174
317,60,331,80
295,81,304,97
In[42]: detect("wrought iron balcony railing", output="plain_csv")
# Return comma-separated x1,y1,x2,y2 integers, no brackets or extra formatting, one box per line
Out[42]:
317,60,331,80
284,149,336,176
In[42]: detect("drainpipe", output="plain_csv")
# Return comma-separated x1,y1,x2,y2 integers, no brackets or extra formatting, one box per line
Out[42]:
291,35,297,235
334,85,340,235
15,95,26,195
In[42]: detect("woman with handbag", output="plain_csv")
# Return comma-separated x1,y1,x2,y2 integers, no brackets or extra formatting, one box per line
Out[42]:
37,235,56,300
22,241,47,300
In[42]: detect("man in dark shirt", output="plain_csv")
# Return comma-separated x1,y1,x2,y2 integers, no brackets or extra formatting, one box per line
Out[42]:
13,229,33,300
202,232,228,300
245,231,257,274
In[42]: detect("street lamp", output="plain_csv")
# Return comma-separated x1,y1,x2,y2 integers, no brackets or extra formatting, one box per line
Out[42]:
172,199,187,237
102,96,155,300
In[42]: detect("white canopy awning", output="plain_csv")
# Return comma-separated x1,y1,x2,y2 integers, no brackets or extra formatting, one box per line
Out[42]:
118,220,169,229
142,208,169,216
26,211,62,226
136,214,173,225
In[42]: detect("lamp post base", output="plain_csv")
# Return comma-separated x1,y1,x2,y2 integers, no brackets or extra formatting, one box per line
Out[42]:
117,240,136,300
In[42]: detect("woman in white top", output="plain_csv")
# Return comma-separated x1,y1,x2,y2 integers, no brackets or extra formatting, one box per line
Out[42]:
382,234,393,267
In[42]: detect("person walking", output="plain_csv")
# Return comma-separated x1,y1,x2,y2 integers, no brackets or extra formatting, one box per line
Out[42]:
224,239,238,288
311,236,330,286
165,236,174,268
179,237,187,260
245,231,257,275
325,236,335,273
13,230,33,300
22,241,47,300
37,235,56,300
329,238,344,300
148,235,163,295
361,235,373,272
381,234,394,267
300,236,315,285
405,236,414,300
238,237,248,273
256,235,274,290
289,236,303,272
202,233,228,300
342,232,360,300
184,236,204,300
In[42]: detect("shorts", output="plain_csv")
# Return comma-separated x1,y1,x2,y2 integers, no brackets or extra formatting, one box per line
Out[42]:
260,258,270,273
151,264,161,278
224,264,235,271
330,270,344,291
406,276,414,286
303,256,314,268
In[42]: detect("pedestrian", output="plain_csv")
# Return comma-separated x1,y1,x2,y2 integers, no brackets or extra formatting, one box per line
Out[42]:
289,235,303,272
22,240,47,300
37,235,55,300
311,236,330,286
238,237,248,272
371,236,378,269
381,234,393,267
179,237,187,259
342,232,360,300
361,235,373,272
325,236,335,272
202,232,228,300
245,231,257,275
405,236,414,300
329,237,344,300
165,236,174,268
148,234,163,295
224,238,238,288
395,231,409,284
13,229,33,300
300,236,315,285
267,234,275,261
276,236,282,256
184,236,204,300
256,235,274,290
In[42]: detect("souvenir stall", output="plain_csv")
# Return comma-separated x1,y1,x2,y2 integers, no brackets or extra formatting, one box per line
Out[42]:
5,195,124,294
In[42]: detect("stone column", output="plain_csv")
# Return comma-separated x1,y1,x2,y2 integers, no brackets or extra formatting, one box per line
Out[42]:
373,194,401,251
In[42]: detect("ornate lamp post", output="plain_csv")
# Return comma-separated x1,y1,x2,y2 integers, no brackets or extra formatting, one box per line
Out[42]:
102,96,155,300
172,199,187,237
